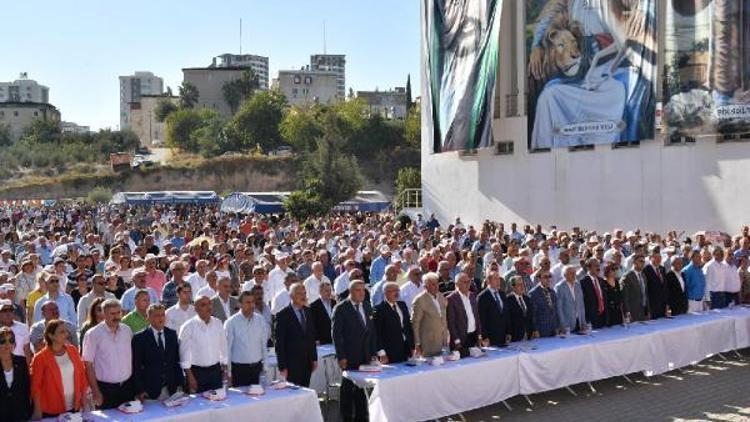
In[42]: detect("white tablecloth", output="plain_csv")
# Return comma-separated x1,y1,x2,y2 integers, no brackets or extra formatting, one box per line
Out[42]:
45,387,323,422
344,308,750,422
267,344,341,394
345,348,520,422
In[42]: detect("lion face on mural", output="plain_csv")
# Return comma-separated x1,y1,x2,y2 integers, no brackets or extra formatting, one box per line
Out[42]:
541,20,583,79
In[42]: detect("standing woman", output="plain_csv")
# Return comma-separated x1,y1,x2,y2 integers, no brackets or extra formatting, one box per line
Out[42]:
26,272,49,324
79,297,105,354
30,319,89,419
0,326,32,421
603,265,623,326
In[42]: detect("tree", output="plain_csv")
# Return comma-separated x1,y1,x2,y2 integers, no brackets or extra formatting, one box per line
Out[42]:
165,108,219,151
155,98,178,122
0,123,11,147
222,81,243,115
222,69,259,115
224,90,287,151
394,167,420,201
404,104,421,149
192,113,229,158
21,120,61,144
280,106,323,152
86,186,113,204
405,74,413,111
282,178,329,221
179,81,199,109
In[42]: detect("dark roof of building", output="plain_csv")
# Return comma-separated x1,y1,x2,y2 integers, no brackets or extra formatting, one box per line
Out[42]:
0,101,58,110
182,66,254,71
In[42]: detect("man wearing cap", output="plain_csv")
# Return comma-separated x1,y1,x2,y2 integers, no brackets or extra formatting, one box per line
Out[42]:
0,299,31,361
77,274,116,328
369,246,391,286
32,273,77,325
121,269,159,313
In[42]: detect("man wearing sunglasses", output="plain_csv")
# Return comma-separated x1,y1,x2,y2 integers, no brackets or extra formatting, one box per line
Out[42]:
76,274,116,329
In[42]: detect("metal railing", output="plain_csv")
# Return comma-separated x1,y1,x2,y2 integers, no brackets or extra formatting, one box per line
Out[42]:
394,188,422,212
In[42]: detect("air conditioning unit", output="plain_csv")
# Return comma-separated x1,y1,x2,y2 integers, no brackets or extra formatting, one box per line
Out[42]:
494,141,514,155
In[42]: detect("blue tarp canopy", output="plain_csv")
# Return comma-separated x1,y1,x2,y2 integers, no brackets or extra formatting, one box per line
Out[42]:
220,191,391,214
111,191,220,205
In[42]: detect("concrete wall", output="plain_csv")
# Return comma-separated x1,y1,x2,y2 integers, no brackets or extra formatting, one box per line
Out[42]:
420,0,750,234
0,103,60,141
276,70,340,107
183,68,246,118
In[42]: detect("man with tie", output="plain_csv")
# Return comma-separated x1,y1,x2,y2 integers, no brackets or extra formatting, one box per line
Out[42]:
665,256,688,315
332,279,380,422
275,283,317,387
621,254,650,321
528,271,559,337
580,258,607,328
447,272,484,354
477,271,511,346
310,282,336,345
131,304,184,400
644,246,669,318
374,282,414,363
507,276,535,341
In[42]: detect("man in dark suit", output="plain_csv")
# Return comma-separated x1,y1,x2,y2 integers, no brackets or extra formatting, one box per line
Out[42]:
447,273,484,354
528,271,559,337
644,247,668,319
507,276,535,341
373,281,414,363
665,256,688,315
132,304,184,400
309,282,336,345
275,283,318,387
477,271,511,346
621,254,650,321
332,279,379,422
580,258,608,328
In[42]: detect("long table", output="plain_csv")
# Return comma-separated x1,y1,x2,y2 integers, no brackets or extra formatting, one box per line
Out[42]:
44,387,323,422
345,307,750,422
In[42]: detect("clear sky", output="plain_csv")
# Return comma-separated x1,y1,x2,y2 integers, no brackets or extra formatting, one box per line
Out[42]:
0,0,421,130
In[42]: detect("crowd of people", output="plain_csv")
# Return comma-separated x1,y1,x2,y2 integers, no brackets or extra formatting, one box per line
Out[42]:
0,203,749,421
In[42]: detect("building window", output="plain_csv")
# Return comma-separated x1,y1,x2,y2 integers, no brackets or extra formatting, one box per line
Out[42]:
14,111,19,117
33,111,38,117
294,76,301,84
304,76,312,85
292,88,298,95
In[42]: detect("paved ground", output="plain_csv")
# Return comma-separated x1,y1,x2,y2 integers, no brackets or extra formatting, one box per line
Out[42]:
323,349,750,422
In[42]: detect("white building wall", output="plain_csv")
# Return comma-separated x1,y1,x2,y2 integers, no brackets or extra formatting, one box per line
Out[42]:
421,0,750,234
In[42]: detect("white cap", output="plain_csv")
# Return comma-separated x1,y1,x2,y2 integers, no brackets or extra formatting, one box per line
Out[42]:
379,245,391,255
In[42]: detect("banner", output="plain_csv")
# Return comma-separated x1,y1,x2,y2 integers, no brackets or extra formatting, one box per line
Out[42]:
423,0,502,153
663,0,750,140
526,0,658,149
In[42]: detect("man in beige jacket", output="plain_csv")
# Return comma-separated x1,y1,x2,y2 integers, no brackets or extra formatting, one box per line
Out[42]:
411,272,448,357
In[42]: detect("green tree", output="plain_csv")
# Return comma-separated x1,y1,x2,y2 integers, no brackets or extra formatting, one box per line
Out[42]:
179,81,199,109
192,114,229,158
86,186,113,204
224,90,287,151
165,108,219,151
282,178,329,221
155,98,178,122
394,167,420,200
280,106,323,152
21,120,61,144
404,104,421,149
222,69,259,115
405,74,413,111
0,123,11,146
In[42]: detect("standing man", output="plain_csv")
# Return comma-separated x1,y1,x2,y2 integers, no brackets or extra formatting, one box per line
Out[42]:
161,261,187,309
446,273,484,354
477,271,511,346
179,295,228,393
121,269,159,313
303,262,331,304
132,304,183,401
682,250,707,313
411,272,448,357
33,274,77,325
666,256,688,315
554,266,586,333
621,254,650,321
373,282,414,364
310,282,336,345
507,276,535,342
211,277,239,323
644,247,668,318
332,279,379,422
580,258,607,328
275,283,317,387
704,247,727,309
0,299,31,361
165,284,196,332
225,291,268,387
76,274,115,329
82,299,134,409
399,267,424,314
122,290,150,334
187,260,209,297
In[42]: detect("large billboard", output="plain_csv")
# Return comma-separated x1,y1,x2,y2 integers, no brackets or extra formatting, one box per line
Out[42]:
526,0,658,149
423,0,502,153
663,0,750,141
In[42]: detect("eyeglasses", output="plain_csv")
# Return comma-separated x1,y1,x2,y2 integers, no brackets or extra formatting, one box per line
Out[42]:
0,337,15,345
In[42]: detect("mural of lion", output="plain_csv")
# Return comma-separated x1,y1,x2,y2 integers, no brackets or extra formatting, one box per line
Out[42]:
539,18,584,81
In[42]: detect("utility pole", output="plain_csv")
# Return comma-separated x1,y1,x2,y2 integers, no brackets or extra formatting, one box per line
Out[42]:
239,18,243,56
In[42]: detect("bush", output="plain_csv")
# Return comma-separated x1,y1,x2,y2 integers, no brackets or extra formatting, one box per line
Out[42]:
86,186,112,204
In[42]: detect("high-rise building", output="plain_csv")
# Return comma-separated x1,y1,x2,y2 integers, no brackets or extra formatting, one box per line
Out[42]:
0,73,49,104
119,71,164,130
210,53,270,91
273,68,340,107
310,54,345,98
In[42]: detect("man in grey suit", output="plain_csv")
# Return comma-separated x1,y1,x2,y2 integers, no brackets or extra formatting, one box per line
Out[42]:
211,277,239,322
620,254,650,322
554,265,586,333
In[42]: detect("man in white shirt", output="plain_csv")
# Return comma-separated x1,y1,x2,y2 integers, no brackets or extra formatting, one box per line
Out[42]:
0,299,31,361
334,260,356,297
267,254,293,306
271,273,299,315
195,270,219,299
179,295,228,393
166,284,196,332
187,260,209,298
703,247,728,308
224,291,268,387
76,274,115,328
241,266,272,304
303,262,331,304
399,267,424,314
